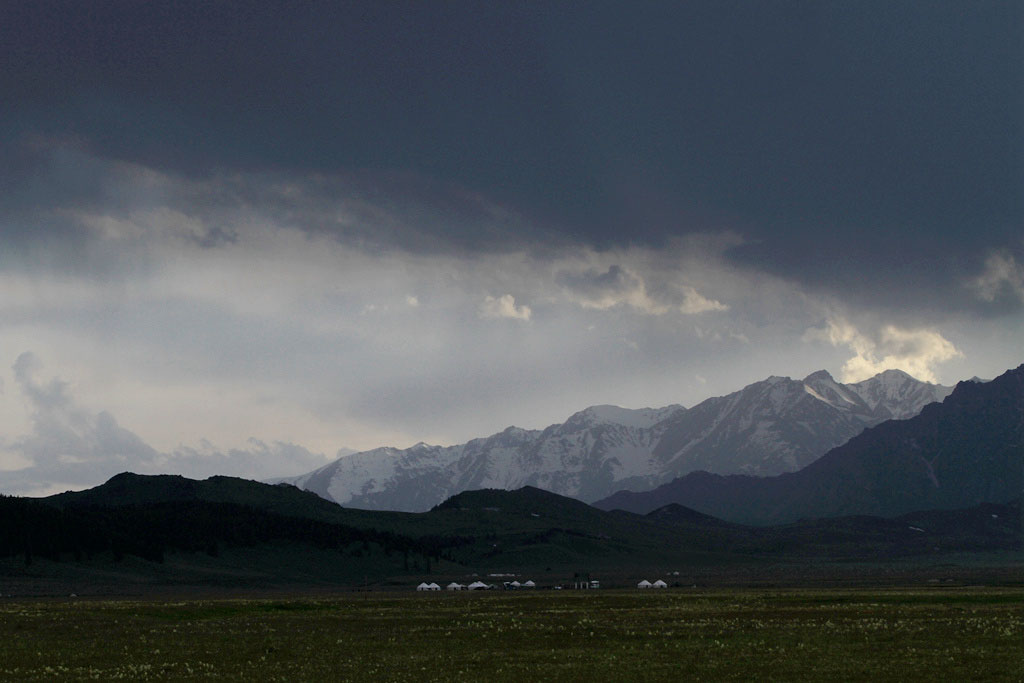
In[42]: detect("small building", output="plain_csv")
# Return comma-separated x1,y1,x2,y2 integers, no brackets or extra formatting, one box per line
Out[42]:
416,582,431,591
522,580,536,589
637,580,652,589
468,580,489,590
446,582,464,591
427,582,441,591
652,579,668,588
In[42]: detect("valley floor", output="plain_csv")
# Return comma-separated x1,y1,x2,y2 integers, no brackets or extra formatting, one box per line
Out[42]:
2,587,1023,681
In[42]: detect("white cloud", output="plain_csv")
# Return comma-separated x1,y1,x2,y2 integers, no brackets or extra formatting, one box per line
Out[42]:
969,249,1024,304
557,264,726,315
807,316,963,383
678,285,729,314
479,294,531,321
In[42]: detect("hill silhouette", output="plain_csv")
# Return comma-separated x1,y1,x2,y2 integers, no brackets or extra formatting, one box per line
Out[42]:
1,472,1018,594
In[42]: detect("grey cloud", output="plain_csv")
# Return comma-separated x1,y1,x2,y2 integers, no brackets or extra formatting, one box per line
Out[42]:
0,353,330,495
11,352,158,468
5,140,1019,328
555,264,661,313
557,264,639,299
166,440,332,482
968,248,1024,312
189,224,239,249
5,352,160,491
3,142,558,262
556,264,726,315
3,3,1018,281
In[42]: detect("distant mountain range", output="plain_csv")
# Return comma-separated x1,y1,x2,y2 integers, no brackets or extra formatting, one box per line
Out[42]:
595,365,1023,525
278,369,952,511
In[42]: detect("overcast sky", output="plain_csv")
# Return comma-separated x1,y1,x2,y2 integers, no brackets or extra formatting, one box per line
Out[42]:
1,1,1021,495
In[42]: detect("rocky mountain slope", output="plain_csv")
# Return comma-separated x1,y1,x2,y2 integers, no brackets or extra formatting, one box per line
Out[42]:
595,365,1023,525
278,369,951,511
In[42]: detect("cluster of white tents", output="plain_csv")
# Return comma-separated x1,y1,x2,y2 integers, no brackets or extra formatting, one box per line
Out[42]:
417,580,537,591
417,578,671,590
417,581,487,591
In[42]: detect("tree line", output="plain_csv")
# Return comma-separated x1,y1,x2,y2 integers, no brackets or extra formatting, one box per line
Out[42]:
0,495,439,566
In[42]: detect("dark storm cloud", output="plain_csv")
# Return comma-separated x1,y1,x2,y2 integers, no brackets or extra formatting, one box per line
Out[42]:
1,139,552,258
2,2,1020,307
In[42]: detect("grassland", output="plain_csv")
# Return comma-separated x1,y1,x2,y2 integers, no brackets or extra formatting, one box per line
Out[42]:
2,588,1022,681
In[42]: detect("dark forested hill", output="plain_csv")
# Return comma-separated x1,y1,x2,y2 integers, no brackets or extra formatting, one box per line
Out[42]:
1,469,1019,591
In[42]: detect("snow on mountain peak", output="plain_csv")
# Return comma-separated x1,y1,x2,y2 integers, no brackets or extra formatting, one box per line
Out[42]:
802,383,832,405
575,404,684,429
847,369,952,418
800,370,860,408
802,370,836,383
276,367,955,512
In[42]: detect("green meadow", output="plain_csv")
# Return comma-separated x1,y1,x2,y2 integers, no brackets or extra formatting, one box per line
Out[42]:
2,588,1022,681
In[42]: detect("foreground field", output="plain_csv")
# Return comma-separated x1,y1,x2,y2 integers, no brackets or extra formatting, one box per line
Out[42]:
2,589,1023,681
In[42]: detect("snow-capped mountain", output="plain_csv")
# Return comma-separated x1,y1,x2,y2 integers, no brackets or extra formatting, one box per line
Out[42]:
648,368,954,480
595,365,1023,524
277,370,952,511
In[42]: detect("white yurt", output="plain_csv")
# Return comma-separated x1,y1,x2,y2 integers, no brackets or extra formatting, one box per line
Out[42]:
446,582,464,591
522,580,536,589
427,582,441,591
509,581,521,589
652,579,668,588
637,580,652,589
468,580,489,590
416,582,431,591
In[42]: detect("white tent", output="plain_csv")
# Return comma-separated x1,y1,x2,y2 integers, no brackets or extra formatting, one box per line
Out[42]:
509,581,521,589
446,582,464,591
468,581,489,590
416,582,431,591
637,580,652,589
652,580,668,588
427,582,441,591
522,580,536,588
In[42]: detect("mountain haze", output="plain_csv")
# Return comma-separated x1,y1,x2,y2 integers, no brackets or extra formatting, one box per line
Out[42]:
279,369,951,511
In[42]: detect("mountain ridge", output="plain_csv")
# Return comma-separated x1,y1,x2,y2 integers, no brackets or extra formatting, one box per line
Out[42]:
594,365,1024,525
278,369,952,511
